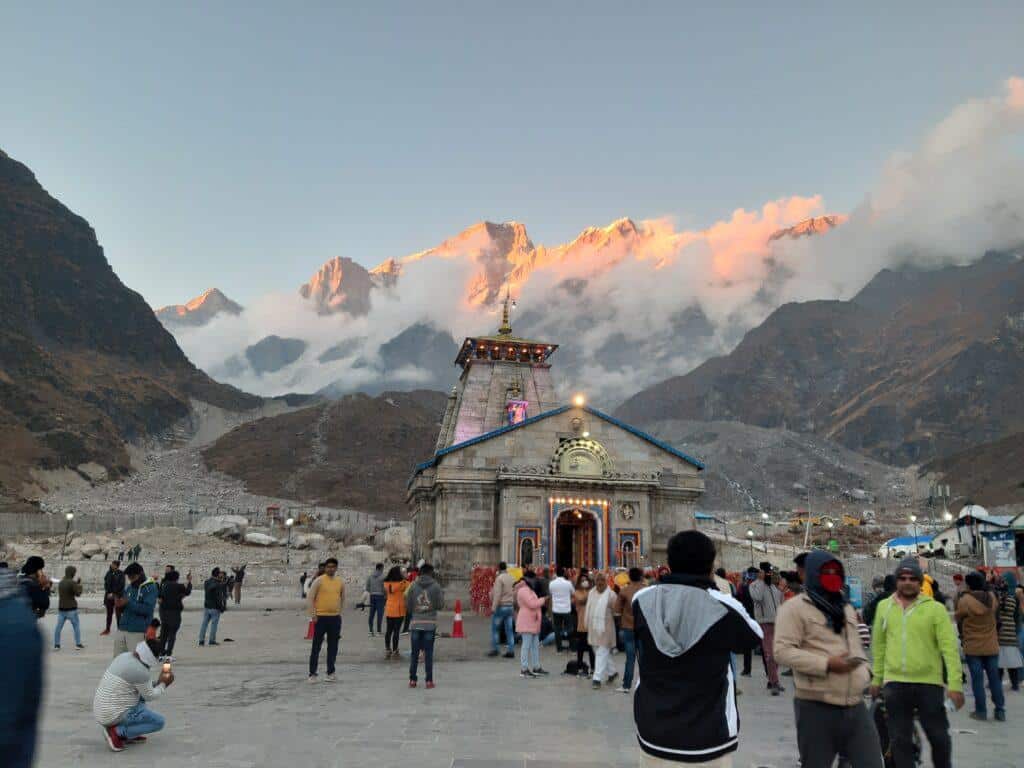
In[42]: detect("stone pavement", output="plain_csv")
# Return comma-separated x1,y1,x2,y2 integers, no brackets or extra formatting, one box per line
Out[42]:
35,594,1022,767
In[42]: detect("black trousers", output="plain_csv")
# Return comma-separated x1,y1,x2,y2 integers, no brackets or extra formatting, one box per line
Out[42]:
385,616,403,652
794,699,883,768
573,630,594,670
309,615,342,676
553,613,573,652
158,608,182,656
741,647,752,675
882,683,951,768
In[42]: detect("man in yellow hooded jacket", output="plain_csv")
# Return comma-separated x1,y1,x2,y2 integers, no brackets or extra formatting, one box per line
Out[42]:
869,557,963,768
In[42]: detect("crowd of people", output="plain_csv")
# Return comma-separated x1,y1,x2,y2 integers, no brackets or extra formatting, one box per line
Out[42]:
1,537,1022,767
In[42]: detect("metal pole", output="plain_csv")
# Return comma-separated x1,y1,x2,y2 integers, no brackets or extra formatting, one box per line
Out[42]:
60,517,71,561
749,537,754,566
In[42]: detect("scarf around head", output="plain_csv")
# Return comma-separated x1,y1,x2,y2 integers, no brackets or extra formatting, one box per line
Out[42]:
135,641,158,669
585,586,613,636
804,550,848,634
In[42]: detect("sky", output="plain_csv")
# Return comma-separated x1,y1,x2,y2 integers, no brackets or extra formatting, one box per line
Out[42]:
3,2,1024,309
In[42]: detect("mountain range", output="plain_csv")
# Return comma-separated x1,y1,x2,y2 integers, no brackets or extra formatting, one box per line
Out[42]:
0,149,258,510
155,288,242,327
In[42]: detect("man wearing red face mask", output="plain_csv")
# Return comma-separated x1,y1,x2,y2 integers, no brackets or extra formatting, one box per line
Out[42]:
775,551,881,768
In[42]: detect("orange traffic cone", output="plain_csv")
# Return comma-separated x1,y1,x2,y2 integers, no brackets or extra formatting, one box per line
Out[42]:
451,599,465,639
305,618,315,640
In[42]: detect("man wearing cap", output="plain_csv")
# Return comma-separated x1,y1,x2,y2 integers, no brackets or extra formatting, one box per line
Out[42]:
775,551,880,768
93,638,174,751
870,557,963,768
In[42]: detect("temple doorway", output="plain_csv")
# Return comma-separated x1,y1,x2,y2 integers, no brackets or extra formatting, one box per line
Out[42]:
555,508,598,569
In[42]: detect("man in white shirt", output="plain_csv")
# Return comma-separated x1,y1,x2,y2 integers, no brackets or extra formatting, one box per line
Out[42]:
549,566,575,653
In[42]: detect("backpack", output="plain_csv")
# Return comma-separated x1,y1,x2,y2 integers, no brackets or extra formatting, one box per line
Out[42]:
563,660,590,676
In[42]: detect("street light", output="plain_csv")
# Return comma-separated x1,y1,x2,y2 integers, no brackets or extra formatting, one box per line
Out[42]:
943,510,953,523
573,393,585,407
761,511,769,551
910,514,919,552
825,519,835,551
60,512,75,561
746,529,755,566
285,517,295,564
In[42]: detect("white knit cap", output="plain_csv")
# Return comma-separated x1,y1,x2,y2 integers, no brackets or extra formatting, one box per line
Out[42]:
135,640,158,669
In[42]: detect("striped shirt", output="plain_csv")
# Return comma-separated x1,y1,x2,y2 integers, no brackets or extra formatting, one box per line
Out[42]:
93,653,165,726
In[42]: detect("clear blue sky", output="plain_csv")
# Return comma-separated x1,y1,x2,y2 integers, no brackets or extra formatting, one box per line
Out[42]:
3,3,1022,307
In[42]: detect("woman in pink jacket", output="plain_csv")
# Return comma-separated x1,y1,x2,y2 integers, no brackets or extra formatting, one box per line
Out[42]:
515,575,548,678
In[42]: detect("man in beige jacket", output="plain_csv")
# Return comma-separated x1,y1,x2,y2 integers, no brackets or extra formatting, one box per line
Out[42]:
488,562,517,658
774,551,881,768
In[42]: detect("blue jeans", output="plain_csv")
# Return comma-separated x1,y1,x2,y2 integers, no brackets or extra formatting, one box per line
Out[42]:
409,628,436,682
369,594,385,633
116,700,165,740
54,610,81,647
520,632,540,671
619,628,636,688
491,605,514,653
541,631,556,646
965,654,1004,715
198,608,221,643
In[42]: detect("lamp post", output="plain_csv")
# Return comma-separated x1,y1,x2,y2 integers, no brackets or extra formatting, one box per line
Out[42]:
746,529,755,566
825,519,835,552
285,517,294,565
761,511,769,552
910,514,919,553
60,512,75,561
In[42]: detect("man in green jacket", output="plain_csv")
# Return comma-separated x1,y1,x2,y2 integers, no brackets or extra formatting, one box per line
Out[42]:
869,557,963,768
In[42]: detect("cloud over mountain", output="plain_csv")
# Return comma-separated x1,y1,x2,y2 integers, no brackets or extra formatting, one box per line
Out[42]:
164,77,1024,406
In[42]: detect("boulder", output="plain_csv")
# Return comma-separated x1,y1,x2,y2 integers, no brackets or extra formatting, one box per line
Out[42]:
80,542,103,558
244,532,279,547
378,526,411,559
291,533,325,550
194,515,249,541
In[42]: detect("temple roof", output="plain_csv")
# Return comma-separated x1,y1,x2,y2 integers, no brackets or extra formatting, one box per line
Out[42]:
409,404,705,483
454,290,557,367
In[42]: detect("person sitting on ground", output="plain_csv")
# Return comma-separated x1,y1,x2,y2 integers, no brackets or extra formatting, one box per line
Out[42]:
93,638,174,752
633,531,763,766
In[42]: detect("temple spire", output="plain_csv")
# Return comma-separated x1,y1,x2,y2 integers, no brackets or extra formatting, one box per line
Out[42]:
498,287,513,336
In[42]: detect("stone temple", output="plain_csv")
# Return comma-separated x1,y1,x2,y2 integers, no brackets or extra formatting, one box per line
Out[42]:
407,296,705,595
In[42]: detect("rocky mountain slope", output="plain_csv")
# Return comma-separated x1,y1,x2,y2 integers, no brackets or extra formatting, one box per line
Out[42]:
155,287,242,327
0,148,259,510
202,390,447,515
920,431,1024,513
617,251,1024,466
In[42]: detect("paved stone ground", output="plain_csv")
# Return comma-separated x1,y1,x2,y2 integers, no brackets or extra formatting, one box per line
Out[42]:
35,593,1022,767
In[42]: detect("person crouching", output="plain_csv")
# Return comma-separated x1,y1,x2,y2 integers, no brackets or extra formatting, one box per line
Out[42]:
93,639,174,752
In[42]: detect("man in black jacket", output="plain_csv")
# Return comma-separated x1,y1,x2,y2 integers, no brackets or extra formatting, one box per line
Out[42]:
101,561,126,636
633,531,762,766
158,570,192,660
198,568,227,647
18,556,50,620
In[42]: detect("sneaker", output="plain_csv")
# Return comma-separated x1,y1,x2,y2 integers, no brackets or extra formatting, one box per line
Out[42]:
409,680,417,688
592,680,601,689
401,630,410,636
740,671,751,677
369,631,375,638
308,675,319,684
995,710,1006,722
774,684,785,693
208,641,219,646
425,681,435,689
165,655,176,663
607,672,618,683
487,650,500,657
520,669,537,678
53,646,60,651
614,685,630,693
532,668,550,676
326,674,336,683
502,651,515,659
771,686,781,696
100,629,111,636
781,669,793,676
126,735,147,743
198,641,205,647
970,711,987,721
75,643,85,650
103,725,125,752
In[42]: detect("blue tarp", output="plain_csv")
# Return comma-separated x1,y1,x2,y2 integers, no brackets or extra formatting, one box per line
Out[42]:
882,535,933,547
